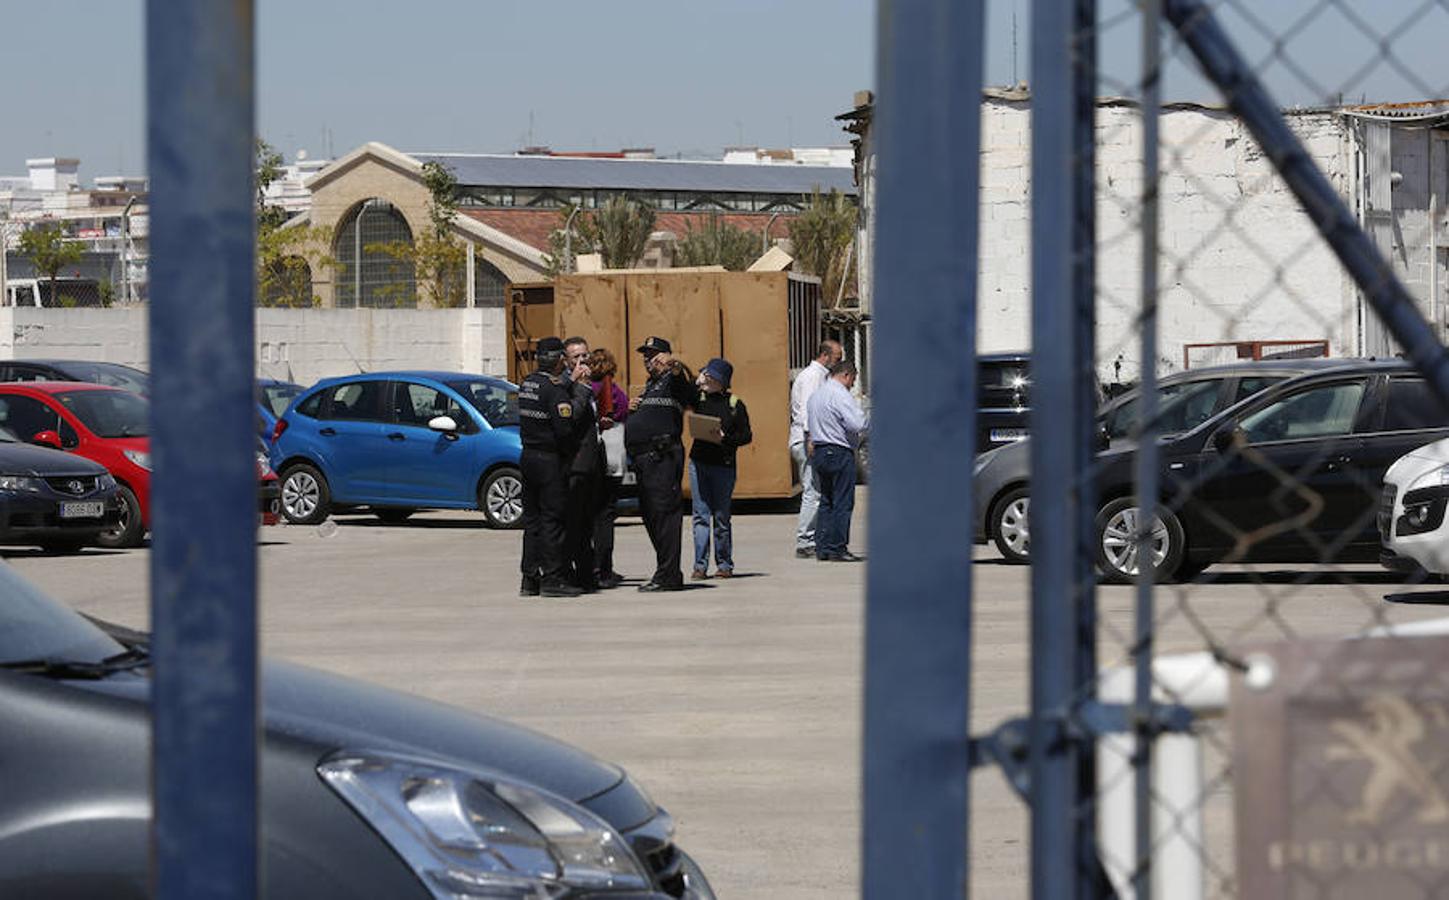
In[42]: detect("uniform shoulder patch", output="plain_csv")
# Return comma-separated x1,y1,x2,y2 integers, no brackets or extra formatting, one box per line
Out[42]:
557,402,572,418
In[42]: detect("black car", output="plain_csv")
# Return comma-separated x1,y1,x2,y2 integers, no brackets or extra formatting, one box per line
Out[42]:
977,352,1033,451
1082,360,1449,582
0,433,121,551
0,360,150,397
0,566,716,899
974,358,1352,563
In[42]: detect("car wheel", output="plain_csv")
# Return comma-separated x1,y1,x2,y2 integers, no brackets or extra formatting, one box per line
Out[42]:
480,468,524,529
1093,497,1185,585
990,487,1031,564
280,463,331,525
374,508,416,525
95,485,144,549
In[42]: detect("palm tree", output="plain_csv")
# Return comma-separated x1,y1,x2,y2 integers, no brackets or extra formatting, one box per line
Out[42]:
592,196,656,269
787,189,857,305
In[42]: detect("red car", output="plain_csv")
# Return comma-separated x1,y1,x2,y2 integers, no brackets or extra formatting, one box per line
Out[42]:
0,383,279,548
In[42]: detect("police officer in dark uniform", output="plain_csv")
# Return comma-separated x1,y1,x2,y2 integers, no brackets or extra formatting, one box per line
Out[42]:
625,336,696,592
562,336,603,592
519,336,592,598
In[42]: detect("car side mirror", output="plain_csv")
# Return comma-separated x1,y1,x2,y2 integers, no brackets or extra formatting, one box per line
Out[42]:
30,430,62,450
428,415,459,434
1212,424,1243,454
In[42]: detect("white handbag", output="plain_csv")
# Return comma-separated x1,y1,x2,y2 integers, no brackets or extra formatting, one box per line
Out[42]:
601,423,628,478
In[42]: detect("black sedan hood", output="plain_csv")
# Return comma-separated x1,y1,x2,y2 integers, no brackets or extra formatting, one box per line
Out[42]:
0,442,106,476
86,660,626,805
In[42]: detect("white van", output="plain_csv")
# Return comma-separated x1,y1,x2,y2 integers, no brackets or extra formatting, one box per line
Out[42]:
4,278,105,307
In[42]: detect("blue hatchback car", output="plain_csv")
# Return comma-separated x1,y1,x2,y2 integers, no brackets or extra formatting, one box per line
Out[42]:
269,371,523,528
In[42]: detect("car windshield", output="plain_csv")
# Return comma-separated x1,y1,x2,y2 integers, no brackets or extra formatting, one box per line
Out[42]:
56,390,149,438
260,382,303,417
0,564,124,665
447,380,520,427
1106,379,1223,439
57,362,150,396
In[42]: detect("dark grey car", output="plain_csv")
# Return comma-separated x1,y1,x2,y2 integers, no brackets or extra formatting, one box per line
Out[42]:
0,437,121,551
973,358,1353,563
0,568,715,899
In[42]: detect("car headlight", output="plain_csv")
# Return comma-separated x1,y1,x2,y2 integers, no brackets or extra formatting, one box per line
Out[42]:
0,475,43,493
1411,462,1449,490
318,753,651,898
123,449,151,470
97,473,117,490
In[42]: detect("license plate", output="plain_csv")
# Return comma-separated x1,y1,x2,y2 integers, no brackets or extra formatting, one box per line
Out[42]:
990,428,1029,443
60,501,105,519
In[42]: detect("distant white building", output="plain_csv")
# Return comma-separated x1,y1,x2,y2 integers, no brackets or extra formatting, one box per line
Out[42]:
1,158,149,305
721,146,855,168
262,151,332,218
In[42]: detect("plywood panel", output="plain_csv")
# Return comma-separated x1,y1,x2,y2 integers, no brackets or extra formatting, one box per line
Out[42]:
505,286,554,383
720,272,793,498
622,273,721,395
555,275,627,370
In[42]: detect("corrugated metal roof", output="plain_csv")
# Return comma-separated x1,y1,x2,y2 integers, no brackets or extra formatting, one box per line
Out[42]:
410,153,857,195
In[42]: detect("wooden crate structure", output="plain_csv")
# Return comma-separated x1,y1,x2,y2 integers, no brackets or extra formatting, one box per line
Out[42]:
516,270,820,500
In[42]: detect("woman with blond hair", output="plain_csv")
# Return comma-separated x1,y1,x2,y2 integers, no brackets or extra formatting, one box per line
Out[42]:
589,348,630,588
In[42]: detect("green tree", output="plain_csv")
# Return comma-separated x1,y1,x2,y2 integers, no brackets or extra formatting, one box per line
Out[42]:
591,196,656,269
18,222,84,308
255,138,334,307
787,188,857,306
673,215,759,271
369,160,468,307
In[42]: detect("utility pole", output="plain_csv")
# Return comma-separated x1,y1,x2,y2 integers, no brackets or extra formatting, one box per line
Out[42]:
0,212,8,307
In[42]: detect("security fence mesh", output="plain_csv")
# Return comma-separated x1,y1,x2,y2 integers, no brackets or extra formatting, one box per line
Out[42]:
971,1,1449,898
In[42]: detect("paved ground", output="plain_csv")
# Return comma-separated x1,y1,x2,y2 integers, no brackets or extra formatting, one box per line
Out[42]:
10,491,1449,898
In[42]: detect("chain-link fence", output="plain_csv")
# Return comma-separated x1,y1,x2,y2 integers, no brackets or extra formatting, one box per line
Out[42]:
962,0,1449,897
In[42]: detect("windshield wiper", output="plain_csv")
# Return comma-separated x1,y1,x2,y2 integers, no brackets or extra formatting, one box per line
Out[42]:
0,646,150,680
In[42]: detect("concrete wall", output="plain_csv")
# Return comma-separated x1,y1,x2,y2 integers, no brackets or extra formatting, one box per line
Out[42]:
977,99,1359,379
0,307,510,385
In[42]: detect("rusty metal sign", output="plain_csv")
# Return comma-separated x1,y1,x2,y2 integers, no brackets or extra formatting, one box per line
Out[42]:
1231,634,1449,898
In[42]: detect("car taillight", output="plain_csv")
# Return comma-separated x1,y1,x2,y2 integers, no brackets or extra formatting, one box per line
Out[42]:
271,418,288,443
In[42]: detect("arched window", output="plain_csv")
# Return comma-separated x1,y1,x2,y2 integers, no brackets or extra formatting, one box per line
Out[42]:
334,199,416,308
474,259,508,308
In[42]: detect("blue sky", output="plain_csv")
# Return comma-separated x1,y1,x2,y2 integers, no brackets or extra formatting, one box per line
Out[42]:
5,0,1447,180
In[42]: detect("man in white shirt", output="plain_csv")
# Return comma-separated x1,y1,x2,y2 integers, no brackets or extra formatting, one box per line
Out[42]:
789,340,843,558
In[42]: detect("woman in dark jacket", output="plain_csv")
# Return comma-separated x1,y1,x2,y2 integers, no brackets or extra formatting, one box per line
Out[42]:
689,358,752,579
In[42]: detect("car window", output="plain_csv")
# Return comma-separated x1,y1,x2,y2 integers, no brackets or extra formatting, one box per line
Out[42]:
1232,376,1284,405
0,395,62,443
296,390,324,418
1107,379,1222,439
58,416,79,449
1383,378,1449,432
323,381,387,422
448,380,520,428
7,365,52,383
392,382,469,429
1238,382,1366,444
55,390,149,438
261,382,303,417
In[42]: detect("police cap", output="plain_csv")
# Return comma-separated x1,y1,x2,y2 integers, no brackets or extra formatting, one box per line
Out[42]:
636,336,672,355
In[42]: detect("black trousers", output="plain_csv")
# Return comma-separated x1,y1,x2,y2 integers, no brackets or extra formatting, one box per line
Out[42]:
565,469,600,587
593,475,623,576
520,449,568,581
634,443,684,587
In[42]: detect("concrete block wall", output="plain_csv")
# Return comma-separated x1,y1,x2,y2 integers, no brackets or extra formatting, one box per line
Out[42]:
0,307,510,386
977,100,1359,380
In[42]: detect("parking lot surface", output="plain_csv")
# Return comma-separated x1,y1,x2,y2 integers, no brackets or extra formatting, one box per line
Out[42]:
11,491,1449,898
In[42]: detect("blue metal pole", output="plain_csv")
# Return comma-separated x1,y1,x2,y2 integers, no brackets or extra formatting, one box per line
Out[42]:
863,0,984,895
146,2,259,898
1164,0,1449,404
1030,0,1098,896
1133,2,1162,896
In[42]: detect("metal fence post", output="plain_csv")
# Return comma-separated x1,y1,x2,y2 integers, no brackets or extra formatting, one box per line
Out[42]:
146,2,260,898
863,0,984,896
1030,0,1099,897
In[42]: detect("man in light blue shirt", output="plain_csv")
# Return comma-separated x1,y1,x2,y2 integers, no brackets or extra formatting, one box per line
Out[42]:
805,360,868,562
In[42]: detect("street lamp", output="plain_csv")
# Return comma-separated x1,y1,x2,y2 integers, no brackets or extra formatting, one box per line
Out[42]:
0,212,8,307
762,211,782,256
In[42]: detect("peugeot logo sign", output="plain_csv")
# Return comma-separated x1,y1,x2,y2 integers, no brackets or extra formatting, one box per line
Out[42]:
67,480,84,494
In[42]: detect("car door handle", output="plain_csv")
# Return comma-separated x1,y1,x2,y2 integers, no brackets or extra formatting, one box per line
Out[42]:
388,432,406,441
1323,455,1352,471
319,427,336,437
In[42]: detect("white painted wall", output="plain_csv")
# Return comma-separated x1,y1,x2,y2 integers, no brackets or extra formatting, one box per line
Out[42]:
0,307,510,386
978,99,1359,380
